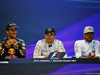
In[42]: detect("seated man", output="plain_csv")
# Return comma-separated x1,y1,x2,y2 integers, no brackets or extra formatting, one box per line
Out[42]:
33,27,67,58
0,23,26,60
74,26,100,58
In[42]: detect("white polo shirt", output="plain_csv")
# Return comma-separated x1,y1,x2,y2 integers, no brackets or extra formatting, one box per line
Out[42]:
74,40,100,58
33,39,67,58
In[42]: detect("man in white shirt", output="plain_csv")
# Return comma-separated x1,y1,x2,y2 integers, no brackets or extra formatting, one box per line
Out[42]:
74,26,100,58
33,27,67,58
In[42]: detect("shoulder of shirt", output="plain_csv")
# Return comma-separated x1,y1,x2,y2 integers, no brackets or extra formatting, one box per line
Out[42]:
37,39,45,42
16,38,24,42
0,37,24,42
0,37,7,41
54,39,63,43
0,37,7,45
92,40,100,43
36,39,45,44
75,40,84,44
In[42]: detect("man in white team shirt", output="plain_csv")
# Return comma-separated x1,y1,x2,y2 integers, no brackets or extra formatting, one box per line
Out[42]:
75,26,100,58
33,27,67,58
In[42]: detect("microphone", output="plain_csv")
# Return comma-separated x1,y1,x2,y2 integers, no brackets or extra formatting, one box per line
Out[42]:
91,50,95,56
48,44,52,47
92,45,95,56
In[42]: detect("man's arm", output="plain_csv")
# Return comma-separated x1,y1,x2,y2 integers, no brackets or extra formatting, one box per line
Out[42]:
58,40,67,58
33,40,45,58
0,40,10,59
79,53,99,58
95,41,100,58
74,41,82,58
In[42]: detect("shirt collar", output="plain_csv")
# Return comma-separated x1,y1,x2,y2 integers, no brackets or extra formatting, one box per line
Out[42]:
84,40,93,44
45,39,55,45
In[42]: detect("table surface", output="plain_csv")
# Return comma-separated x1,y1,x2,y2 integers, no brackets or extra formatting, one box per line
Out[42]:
0,58,100,75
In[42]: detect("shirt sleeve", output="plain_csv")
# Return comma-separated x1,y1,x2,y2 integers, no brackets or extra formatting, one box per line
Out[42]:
0,40,9,59
33,40,45,58
74,41,82,58
95,41,100,57
58,41,67,58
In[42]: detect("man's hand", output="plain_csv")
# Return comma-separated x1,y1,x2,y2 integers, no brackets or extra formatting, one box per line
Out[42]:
87,53,99,59
79,52,96,58
6,39,18,49
6,39,13,48
13,39,18,49
87,52,95,58
79,53,99,59
44,56,48,58
95,56,99,59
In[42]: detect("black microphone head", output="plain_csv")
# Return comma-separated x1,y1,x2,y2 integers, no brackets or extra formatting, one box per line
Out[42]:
48,44,52,47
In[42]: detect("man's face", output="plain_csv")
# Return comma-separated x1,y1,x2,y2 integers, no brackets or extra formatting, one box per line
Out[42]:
83,32,94,42
44,33,56,44
6,28,17,39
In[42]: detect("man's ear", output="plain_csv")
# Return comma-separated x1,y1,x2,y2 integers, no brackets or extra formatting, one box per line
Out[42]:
54,35,56,38
44,34,46,37
6,30,9,35
83,34,85,38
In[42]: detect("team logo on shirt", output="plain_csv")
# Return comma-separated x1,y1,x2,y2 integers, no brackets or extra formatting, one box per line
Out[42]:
0,46,2,49
8,48,15,54
54,45,56,49
42,50,48,52
22,47,26,50
22,43,25,46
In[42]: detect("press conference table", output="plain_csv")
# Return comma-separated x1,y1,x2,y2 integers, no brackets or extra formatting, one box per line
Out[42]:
0,58,100,75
